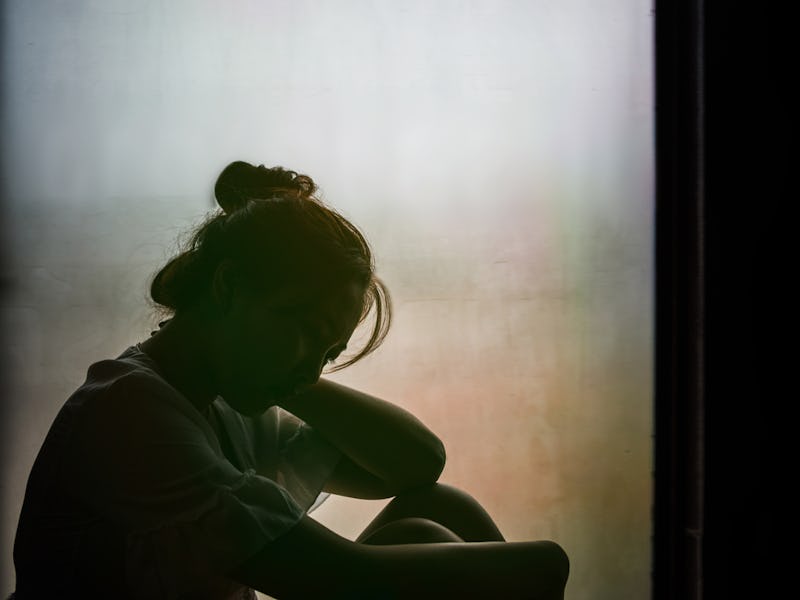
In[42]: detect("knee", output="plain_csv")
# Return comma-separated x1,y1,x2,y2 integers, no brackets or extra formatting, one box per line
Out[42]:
359,517,463,545
539,540,570,592
393,482,478,507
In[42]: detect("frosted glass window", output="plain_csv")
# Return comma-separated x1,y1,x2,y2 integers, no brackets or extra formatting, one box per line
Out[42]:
1,2,653,598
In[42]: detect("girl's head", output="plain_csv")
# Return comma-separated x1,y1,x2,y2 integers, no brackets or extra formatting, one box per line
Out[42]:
149,161,391,414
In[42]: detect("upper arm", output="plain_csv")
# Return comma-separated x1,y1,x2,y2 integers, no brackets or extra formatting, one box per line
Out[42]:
322,453,396,499
270,405,397,499
279,380,447,498
273,409,394,499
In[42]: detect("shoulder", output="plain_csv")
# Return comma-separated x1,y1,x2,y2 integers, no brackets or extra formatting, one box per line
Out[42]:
63,358,229,498
66,350,217,467
74,346,206,426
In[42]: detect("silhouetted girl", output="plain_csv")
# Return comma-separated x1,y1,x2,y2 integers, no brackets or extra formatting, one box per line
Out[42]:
12,161,568,599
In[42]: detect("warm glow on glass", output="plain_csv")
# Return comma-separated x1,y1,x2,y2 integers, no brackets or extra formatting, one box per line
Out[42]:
1,2,653,598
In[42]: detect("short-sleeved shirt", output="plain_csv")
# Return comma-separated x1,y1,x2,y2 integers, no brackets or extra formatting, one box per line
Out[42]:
12,344,342,599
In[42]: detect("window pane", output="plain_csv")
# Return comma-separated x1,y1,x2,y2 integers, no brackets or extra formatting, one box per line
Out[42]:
1,2,653,598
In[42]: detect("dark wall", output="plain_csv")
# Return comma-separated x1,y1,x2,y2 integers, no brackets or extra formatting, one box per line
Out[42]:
655,2,792,598
704,3,790,598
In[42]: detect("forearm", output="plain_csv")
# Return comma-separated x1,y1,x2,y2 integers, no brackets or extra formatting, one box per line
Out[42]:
279,378,446,490
232,514,568,600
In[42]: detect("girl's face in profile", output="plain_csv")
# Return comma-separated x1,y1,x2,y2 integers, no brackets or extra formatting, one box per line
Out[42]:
216,276,365,416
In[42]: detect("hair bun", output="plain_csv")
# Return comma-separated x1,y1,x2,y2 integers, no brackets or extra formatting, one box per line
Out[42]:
214,160,317,214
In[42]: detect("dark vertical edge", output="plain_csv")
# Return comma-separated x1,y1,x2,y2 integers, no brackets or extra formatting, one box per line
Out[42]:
657,2,794,598
0,0,9,455
653,0,705,598
0,0,12,578
703,3,792,599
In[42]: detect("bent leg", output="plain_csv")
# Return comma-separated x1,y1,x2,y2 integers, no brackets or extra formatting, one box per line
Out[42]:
356,482,505,543
230,514,569,600
359,517,464,545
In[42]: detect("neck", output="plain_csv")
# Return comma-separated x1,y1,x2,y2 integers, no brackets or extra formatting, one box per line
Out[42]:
137,312,220,414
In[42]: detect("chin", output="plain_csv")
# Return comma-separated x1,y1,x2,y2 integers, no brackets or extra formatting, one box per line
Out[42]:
223,387,276,417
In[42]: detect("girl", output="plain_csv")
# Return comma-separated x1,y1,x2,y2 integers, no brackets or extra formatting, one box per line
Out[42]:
11,161,568,599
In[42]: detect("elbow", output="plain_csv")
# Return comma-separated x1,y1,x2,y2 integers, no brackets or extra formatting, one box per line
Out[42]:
390,437,446,494
429,436,446,481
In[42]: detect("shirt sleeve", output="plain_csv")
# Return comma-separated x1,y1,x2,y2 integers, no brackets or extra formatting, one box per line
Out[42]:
63,371,309,600
248,406,341,514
